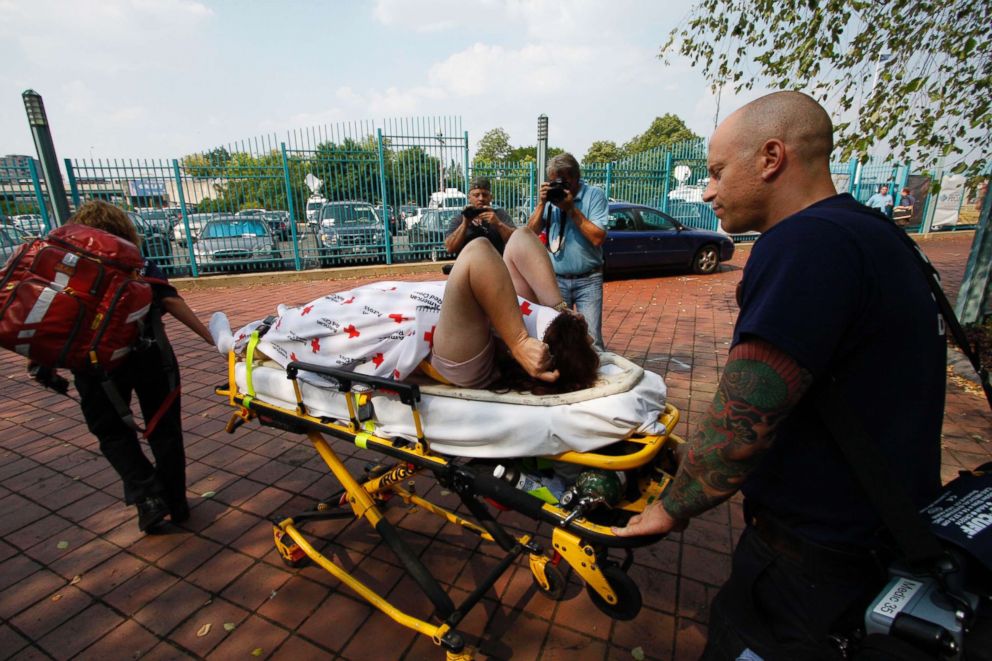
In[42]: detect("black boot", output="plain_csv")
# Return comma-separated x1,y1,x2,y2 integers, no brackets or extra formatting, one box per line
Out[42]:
168,498,190,524
136,496,169,532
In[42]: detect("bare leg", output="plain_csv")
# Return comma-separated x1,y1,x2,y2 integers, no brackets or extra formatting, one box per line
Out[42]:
502,228,563,307
434,239,558,382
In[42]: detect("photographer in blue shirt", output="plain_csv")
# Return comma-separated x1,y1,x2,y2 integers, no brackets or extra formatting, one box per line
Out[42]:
527,153,608,350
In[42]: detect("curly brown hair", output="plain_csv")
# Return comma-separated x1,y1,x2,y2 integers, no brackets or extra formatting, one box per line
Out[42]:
69,200,140,247
490,312,600,395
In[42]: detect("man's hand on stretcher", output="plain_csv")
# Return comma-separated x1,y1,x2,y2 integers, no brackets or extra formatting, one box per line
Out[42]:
509,335,559,383
612,501,687,537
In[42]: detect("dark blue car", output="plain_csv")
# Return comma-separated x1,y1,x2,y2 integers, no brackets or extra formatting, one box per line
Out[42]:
604,202,734,276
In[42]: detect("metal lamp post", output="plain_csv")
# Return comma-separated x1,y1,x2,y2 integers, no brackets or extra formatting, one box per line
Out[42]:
22,90,71,227
536,114,548,186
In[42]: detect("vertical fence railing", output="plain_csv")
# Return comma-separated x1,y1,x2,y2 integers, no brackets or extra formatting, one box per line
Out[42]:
9,119,984,280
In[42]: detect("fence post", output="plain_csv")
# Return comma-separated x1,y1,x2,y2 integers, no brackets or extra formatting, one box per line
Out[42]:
955,181,992,323
528,161,535,210
171,159,199,278
920,156,945,236
662,152,673,214
605,162,613,201
848,157,861,200
64,159,80,209
463,131,470,193
27,159,52,232
280,143,302,271
376,129,392,265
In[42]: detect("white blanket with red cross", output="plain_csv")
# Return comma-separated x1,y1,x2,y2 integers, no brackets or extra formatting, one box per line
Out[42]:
230,280,559,384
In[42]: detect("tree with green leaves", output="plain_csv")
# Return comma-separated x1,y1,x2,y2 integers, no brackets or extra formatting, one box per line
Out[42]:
623,114,699,155
583,140,625,163
662,0,990,174
475,128,513,162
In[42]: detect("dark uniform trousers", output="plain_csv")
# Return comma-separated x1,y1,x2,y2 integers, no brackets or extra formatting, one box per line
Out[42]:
74,343,185,509
701,513,889,661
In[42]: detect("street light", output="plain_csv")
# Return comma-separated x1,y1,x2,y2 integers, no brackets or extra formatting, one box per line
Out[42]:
536,114,549,185
22,90,71,226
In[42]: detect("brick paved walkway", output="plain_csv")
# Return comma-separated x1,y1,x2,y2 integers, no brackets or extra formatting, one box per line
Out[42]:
1,232,988,660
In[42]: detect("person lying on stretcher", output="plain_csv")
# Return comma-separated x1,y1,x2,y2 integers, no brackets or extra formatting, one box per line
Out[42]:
210,228,600,394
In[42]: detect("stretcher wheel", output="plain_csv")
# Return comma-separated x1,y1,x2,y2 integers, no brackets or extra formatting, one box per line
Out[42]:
586,564,641,621
273,526,309,568
533,561,567,601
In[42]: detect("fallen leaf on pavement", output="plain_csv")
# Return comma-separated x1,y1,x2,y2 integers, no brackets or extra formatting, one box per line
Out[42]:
197,623,211,637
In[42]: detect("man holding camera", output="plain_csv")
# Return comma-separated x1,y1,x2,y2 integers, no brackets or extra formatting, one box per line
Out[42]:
527,153,608,350
613,91,945,659
444,176,516,256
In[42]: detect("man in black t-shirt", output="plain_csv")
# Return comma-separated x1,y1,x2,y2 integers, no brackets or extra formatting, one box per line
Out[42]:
614,92,944,659
443,176,516,256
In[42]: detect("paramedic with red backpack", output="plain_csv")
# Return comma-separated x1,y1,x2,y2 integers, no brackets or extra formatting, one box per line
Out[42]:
62,201,213,532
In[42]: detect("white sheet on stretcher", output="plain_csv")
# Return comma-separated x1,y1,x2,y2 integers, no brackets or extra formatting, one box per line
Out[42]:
234,352,667,458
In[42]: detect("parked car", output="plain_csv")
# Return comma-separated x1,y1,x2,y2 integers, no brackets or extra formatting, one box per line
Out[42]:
137,208,177,233
193,216,280,272
604,202,734,276
372,205,400,236
262,211,292,241
128,212,179,275
0,225,29,263
12,214,46,238
665,200,721,233
402,209,455,262
173,213,215,243
317,202,386,266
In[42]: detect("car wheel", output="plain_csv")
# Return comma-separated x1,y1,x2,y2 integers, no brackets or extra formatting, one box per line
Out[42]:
692,244,720,274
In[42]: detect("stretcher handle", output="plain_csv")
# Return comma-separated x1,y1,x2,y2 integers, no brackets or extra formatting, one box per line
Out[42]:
286,361,421,405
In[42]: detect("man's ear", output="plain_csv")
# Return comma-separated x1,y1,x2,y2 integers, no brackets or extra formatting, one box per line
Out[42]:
759,139,786,181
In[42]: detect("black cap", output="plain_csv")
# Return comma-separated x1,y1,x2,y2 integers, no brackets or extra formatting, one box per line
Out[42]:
469,176,491,192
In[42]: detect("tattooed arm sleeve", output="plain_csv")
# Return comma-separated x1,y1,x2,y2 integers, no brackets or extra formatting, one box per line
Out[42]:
660,338,813,521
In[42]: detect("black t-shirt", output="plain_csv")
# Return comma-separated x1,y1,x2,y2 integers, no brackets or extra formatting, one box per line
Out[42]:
444,208,515,254
140,261,178,340
734,194,945,548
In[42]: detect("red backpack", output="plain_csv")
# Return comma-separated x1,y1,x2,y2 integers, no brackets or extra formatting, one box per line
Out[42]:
0,224,154,371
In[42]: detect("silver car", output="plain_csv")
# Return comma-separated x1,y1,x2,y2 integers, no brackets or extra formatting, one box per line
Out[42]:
12,214,46,238
193,216,281,272
0,225,29,264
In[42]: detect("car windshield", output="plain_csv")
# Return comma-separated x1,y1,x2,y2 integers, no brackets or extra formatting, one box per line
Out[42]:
320,204,379,225
201,219,268,239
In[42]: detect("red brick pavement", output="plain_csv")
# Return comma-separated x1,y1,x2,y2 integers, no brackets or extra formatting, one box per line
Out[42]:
0,231,988,660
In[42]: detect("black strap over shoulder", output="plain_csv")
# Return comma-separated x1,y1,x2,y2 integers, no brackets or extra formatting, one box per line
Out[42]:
815,208,991,573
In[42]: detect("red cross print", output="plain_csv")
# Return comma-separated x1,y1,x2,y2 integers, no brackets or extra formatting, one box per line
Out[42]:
423,325,435,348
344,324,360,338
520,301,532,316
301,304,314,316
290,352,298,362
393,369,401,378
371,353,384,367
342,296,355,305
310,338,320,353
389,313,411,324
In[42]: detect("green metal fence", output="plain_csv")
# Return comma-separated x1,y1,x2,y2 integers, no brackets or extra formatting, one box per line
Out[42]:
8,118,984,279
0,158,53,257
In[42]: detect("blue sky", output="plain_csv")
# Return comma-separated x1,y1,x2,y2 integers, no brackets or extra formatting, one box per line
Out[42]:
0,0,767,160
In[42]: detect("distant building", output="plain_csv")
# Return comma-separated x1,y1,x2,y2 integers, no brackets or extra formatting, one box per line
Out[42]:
0,155,41,182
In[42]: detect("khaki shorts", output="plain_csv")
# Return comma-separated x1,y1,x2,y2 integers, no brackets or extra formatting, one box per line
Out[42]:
429,337,500,389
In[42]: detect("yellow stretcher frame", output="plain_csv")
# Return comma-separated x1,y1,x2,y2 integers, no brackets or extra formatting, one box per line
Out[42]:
216,353,683,659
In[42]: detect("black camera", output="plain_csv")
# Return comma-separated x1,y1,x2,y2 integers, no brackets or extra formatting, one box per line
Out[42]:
462,205,490,221
546,178,568,204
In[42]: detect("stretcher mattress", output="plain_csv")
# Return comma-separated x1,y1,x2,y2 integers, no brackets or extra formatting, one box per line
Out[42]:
234,352,668,458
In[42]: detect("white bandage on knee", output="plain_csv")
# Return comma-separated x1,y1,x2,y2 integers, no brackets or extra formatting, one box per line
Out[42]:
209,312,234,355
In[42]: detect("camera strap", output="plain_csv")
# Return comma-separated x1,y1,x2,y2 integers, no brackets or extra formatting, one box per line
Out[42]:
815,210,991,571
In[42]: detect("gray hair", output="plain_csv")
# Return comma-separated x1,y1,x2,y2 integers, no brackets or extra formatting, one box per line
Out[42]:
547,153,580,180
